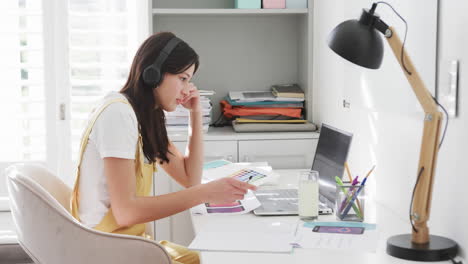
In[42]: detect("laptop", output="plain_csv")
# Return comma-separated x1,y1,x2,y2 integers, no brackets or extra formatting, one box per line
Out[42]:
253,123,353,216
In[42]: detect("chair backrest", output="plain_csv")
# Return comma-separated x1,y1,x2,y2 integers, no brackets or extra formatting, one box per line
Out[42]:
9,163,72,212
6,163,171,264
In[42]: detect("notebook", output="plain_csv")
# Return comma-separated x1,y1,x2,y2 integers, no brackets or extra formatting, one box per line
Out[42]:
189,218,297,253
271,84,305,99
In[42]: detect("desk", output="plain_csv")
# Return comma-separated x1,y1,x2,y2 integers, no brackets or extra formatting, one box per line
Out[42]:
190,169,452,264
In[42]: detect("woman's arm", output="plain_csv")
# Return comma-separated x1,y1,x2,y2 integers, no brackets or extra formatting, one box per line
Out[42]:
104,157,256,227
159,111,203,188
159,85,204,188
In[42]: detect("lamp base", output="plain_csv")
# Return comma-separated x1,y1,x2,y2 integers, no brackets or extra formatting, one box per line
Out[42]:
387,234,458,261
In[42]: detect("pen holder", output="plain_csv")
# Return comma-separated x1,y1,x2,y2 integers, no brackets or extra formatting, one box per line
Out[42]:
335,182,365,222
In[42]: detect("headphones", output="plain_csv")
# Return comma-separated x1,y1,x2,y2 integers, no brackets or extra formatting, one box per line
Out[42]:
142,37,182,87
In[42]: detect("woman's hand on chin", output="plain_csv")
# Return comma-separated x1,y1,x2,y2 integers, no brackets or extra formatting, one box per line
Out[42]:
181,83,202,112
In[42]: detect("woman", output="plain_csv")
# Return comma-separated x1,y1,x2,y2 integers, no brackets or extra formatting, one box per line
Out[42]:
70,32,256,264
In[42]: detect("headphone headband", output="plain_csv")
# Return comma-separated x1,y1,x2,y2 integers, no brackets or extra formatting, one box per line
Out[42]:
153,37,182,71
142,36,182,86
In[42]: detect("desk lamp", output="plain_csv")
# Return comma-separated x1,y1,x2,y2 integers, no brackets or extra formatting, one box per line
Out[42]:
327,2,459,262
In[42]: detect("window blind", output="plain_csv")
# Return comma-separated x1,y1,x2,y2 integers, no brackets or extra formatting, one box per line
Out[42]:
68,0,135,160
0,0,46,162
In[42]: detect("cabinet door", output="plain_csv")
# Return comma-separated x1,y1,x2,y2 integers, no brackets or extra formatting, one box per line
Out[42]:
203,141,238,163
154,140,237,245
238,139,317,169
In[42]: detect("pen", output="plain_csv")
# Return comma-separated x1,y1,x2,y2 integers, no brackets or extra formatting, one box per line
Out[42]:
340,177,368,219
364,165,376,179
338,175,359,212
340,165,375,219
351,176,359,185
336,177,352,211
344,162,353,182
351,176,363,216
345,162,363,214
335,176,363,219
248,175,254,183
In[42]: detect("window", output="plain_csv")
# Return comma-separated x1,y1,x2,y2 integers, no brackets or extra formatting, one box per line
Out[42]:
68,0,137,162
0,1,46,163
0,0,148,210
0,0,47,209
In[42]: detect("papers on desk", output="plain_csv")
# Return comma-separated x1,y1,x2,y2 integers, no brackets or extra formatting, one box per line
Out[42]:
294,221,379,252
193,161,280,216
191,190,260,215
189,218,298,253
202,162,280,186
195,161,279,215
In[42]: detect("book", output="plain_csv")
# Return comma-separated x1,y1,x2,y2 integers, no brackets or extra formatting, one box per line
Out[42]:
199,90,215,96
235,118,307,124
236,114,304,120
232,121,318,132
229,91,304,103
271,84,305,99
225,96,304,107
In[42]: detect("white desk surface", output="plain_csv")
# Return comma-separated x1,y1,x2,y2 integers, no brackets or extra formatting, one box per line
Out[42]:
190,169,452,264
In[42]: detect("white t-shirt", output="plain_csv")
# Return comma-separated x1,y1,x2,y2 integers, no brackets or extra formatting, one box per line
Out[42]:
78,91,139,228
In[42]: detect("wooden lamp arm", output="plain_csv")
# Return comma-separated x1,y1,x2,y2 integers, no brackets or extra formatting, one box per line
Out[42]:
385,26,443,244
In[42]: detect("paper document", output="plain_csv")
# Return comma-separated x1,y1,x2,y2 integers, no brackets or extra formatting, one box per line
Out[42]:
202,163,279,186
189,218,298,253
294,221,379,252
191,190,260,215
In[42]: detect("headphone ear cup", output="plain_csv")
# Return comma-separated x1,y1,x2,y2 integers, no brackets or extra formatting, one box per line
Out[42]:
142,65,161,87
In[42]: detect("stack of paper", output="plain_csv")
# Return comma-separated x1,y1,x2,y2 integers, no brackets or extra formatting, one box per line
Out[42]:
225,90,305,122
217,86,317,132
294,221,379,252
191,190,261,216
193,160,279,216
271,84,305,99
202,162,279,186
229,91,304,103
165,94,212,133
189,218,298,253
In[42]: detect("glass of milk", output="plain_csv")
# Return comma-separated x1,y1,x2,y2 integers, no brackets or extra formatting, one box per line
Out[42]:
298,170,319,220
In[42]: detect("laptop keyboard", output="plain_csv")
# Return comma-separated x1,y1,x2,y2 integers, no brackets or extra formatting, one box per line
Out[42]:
254,189,330,212
254,189,298,212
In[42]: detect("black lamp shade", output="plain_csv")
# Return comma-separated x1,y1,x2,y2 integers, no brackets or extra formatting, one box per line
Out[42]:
328,19,384,69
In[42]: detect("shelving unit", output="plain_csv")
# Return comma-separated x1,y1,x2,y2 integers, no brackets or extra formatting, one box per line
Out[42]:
150,0,313,121
149,0,316,245
153,8,308,15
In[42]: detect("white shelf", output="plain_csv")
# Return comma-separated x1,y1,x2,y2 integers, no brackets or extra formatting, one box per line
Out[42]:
153,8,308,15
168,126,319,142
152,2,313,122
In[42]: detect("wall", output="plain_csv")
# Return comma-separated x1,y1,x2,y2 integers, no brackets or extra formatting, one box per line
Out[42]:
312,0,466,258
153,14,308,120
435,0,468,256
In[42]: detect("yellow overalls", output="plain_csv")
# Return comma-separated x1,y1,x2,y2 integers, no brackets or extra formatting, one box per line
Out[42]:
70,98,199,264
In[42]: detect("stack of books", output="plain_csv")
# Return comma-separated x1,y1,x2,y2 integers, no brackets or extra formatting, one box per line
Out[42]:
271,84,305,99
220,84,317,132
165,90,213,133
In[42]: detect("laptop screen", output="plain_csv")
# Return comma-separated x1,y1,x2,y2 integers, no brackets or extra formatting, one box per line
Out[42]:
312,124,353,207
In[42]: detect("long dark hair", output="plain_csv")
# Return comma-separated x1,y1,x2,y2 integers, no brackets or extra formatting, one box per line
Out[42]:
121,32,199,164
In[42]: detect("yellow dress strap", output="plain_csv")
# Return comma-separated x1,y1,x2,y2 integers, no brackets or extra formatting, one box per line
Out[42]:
71,98,130,221
92,132,153,236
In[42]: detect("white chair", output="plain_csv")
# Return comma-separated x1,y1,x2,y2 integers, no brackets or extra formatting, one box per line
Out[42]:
5,163,171,264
